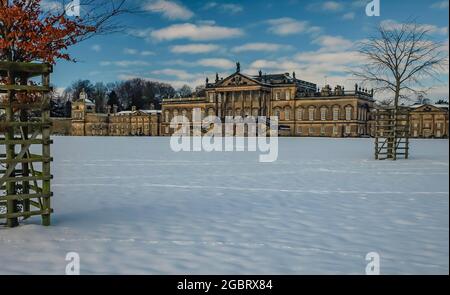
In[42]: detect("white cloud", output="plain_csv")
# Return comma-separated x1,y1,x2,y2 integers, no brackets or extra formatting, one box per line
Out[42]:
197,58,235,69
91,44,102,52
308,1,344,12
123,48,155,56
342,12,355,20
100,60,151,67
170,44,220,54
312,35,354,51
295,51,364,65
322,1,344,11
141,51,155,56
152,69,192,80
381,20,448,35
431,0,449,9
231,42,292,53
427,84,449,100
221,3,244,14
203,2,243,14
124,48,138,55
249,59,302,72
150,23,244,41
143,0,194,20
267,18,321,36
163,58,235,69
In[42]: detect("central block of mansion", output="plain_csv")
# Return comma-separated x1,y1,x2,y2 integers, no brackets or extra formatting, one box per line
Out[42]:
161,65,375,137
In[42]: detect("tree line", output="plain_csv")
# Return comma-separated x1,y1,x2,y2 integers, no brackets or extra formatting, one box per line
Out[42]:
51,78,205,117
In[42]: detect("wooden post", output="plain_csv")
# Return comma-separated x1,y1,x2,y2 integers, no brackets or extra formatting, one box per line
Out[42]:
5,69,19,227
42,72,51,226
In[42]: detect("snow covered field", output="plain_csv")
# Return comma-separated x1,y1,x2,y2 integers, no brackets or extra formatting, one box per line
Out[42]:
0,137,448,274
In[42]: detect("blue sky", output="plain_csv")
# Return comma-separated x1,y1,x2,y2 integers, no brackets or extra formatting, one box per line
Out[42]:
47,0,449,100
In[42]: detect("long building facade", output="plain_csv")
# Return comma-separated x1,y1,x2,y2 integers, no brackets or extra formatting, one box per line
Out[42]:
71,90,161,136
161,65,375,137
67,67,448,138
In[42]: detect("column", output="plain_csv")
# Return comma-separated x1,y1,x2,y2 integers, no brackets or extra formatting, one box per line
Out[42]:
232,91,236,117
241,91,244,117
250,90,253,117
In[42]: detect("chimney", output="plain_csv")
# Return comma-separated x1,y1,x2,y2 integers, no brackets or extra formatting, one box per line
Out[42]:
113,104,118,114
131,105,136,112
106,105,111,114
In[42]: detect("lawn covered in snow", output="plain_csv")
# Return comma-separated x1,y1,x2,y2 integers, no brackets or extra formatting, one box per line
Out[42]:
0,137,448,274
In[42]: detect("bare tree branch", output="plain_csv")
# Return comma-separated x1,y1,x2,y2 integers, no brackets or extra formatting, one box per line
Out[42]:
352,20,448,108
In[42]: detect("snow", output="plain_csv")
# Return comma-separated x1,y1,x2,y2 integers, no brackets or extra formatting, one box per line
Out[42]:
0,137,448,274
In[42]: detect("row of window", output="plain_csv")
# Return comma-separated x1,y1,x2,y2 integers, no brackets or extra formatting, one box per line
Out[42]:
164,106,370,122
271,106,366,121
296,125,353,135
208,91,293,102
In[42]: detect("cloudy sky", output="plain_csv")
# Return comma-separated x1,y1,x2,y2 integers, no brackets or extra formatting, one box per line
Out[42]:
49,0,449,100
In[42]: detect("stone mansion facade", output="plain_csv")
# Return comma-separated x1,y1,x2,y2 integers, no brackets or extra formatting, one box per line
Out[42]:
161,65,375,137
67,66,448,138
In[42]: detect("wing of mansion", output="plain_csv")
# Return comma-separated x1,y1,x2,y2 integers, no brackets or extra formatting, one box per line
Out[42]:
56,63,448,138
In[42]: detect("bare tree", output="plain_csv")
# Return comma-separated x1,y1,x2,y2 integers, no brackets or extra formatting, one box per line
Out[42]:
49,0,134,40
354,20,447,109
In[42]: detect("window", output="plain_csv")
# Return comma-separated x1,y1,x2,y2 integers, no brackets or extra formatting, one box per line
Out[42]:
209,93,214,102
333,108,339,121
284,108,290,120
345,107,352,121
309,107,315,121
286,91,291,100
345,125,351,134
297,108,304,120
275,92,280,100
333,125,337,135
297,126,302,134
274,108,281,118
320,125,326,135
320,108,327,121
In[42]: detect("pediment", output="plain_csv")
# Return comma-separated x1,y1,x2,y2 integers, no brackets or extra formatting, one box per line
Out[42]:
412,105,447,113
216,72,262,87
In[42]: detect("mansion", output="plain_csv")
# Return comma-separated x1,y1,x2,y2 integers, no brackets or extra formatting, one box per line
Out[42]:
161,64,375,137
62,65,448,139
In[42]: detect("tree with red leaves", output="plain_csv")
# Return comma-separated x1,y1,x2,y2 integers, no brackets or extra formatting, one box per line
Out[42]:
0,0,129,103
0,0,129,63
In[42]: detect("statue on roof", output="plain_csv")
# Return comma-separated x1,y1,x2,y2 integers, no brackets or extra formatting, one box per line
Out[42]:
236,61,240,73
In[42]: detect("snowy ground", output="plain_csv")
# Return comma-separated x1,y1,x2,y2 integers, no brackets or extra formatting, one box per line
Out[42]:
0,137,448,274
